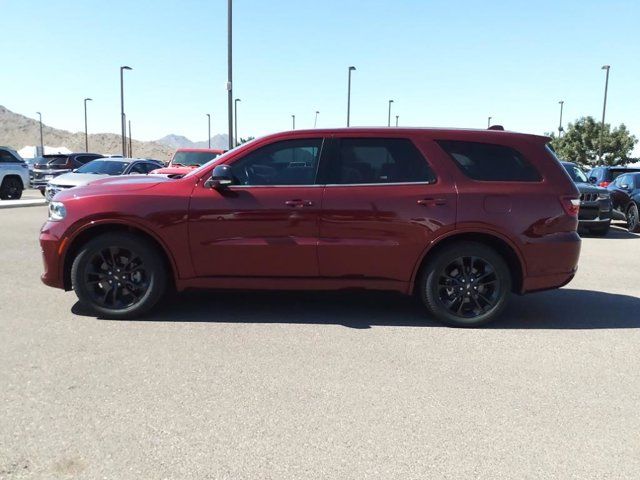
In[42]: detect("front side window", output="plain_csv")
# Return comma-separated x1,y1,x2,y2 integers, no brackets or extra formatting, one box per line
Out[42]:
230,139,322,186
325,138,435,184
437,140,542,182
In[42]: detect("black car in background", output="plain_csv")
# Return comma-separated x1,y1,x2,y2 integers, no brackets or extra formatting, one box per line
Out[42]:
607,172,640,232
31,153,104,194
562,162,612,236
587,165,640,188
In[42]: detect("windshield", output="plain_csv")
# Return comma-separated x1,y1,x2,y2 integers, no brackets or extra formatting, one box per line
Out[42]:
43,155,69,165
76,160,128,175
171,151,220,167
562,163,588,183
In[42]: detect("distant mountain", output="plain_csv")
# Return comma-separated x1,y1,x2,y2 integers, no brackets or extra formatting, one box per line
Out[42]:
0,105,174,161
156,133,229,150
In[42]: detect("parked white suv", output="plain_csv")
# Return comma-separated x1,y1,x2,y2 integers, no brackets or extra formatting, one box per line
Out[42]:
0,147,30,200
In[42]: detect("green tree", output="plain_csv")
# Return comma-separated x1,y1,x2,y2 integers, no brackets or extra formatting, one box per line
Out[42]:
547,116,637,168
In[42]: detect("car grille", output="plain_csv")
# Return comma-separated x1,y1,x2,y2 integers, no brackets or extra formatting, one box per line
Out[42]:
45,185,72,202
580,192,598,203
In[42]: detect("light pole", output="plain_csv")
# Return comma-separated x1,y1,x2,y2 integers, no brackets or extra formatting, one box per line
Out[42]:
292,114,296,130
599,65,611,162
84,98,92,152
487,116,492,128
314,110,319,128
234,98,241,147
120,65,132,157
227,0,233,150
395,115,399,127
128,120,132,157
36,111,44,155
558,100,564,138
387,99,394,127
347,66,356,127
206,113,211,149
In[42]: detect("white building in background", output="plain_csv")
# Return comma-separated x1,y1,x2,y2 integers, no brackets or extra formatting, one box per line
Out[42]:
17,145,72,159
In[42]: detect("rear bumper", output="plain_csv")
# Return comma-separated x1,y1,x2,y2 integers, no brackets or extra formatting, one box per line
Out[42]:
521,231,581,294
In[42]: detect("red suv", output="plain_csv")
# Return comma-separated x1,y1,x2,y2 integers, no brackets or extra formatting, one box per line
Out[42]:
150,148,225,176
40,128,581,327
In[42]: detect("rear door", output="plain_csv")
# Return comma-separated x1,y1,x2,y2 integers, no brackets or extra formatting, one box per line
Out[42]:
317,136,457,282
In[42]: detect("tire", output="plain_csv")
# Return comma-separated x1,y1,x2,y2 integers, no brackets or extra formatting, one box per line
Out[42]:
0,177,23,200
588,223,611,237
71,232,168,319
419,241,511,327
627,203,640,233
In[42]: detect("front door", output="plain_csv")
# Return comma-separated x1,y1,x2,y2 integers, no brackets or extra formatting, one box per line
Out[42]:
189,138,325,277
317,136,457,282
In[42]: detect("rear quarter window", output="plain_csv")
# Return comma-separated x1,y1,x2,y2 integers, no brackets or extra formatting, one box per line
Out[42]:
437,140,542,182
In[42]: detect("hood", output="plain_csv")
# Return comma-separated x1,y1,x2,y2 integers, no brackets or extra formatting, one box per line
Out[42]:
54,174,175,201
48,172,110,187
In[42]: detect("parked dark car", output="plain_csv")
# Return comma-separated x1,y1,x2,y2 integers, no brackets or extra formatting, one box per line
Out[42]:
40,128,581,327
587,166,640,188
561,162,611,236
31,153,104,194
607,172,640,232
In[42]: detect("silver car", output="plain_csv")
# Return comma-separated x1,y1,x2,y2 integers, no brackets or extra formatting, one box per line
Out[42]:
45,158,163,202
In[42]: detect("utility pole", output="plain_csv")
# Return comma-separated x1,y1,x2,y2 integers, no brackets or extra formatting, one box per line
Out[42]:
599,65,611,162
84,98,92,152
292,114,296,130
120,65,132,157
487,116,492,128
347,66,356,127
227,0,233,150
128,120,132,157
387,99,394,127
314,110,319,128
36,112,44,156
206,113,211,149
395,115,399,127
234,98,241,147
558,100,564,138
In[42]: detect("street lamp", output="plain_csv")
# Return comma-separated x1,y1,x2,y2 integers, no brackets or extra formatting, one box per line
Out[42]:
120,65,132,157
84,98,92,152
234,98,241,147
487,116,492,128
599,65,611,162
291,114,296,130
347,66,356,127
314,110,319,128
206,113,211,149
395,115,399,127
36,111,44,155
227,0,233,150
558,100,564,138
387,99,394,127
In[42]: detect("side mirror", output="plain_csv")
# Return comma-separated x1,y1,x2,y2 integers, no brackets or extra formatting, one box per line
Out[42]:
204,164,235,189
588,177,597,184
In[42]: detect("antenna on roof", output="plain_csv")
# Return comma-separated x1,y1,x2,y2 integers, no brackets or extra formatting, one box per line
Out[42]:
488,125,504,131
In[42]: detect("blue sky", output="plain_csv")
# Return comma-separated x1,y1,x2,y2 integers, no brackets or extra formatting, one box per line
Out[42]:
1,0,639,153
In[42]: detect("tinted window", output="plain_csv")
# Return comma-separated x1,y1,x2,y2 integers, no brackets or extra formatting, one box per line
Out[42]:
172,151,221,167
562,163,588,183
230,139,322,186
44,155,69,166
437,140,541,182
326,138,435,184
0,150,21,163
76,160,128,175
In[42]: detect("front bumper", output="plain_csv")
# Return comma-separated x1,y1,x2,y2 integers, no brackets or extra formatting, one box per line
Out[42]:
40,221,66,290
578,198,612,226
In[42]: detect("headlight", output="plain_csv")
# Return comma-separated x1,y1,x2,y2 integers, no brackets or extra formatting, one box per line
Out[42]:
598,192,610,200
48,201,67,221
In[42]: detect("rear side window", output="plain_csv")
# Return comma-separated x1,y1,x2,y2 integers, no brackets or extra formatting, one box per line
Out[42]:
326,138,436,184
437,140,541,182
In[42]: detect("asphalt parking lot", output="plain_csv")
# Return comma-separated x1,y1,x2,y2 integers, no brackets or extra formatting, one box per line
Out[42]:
1,206,639,479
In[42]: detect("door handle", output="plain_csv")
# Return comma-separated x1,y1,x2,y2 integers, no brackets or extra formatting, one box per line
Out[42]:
417,198,447,207
285,199,314,207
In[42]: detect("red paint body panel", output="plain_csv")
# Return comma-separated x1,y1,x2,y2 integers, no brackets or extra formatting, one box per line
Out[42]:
40,127,581,298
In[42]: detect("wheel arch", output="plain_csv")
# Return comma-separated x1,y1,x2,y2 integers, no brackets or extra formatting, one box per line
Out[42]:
61,221,178,291
410,230,525,295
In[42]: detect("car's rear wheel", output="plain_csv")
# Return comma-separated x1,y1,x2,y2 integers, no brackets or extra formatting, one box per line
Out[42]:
71,233,167,319
0,177,23,200
627,203,640,233
419,241,511,327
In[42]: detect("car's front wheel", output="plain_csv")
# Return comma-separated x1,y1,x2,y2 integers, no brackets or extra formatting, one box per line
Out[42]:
71,233,168,319
627,203,640,233
419,241,511,327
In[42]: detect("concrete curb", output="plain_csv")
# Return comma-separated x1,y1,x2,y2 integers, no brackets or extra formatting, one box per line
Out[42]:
0,200,47,209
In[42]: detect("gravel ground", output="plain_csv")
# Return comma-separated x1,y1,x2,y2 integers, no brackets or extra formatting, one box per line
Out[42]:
1,206,639,479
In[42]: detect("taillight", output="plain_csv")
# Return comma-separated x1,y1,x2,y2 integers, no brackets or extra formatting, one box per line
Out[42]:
560,196,580,217
598,181,610,188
